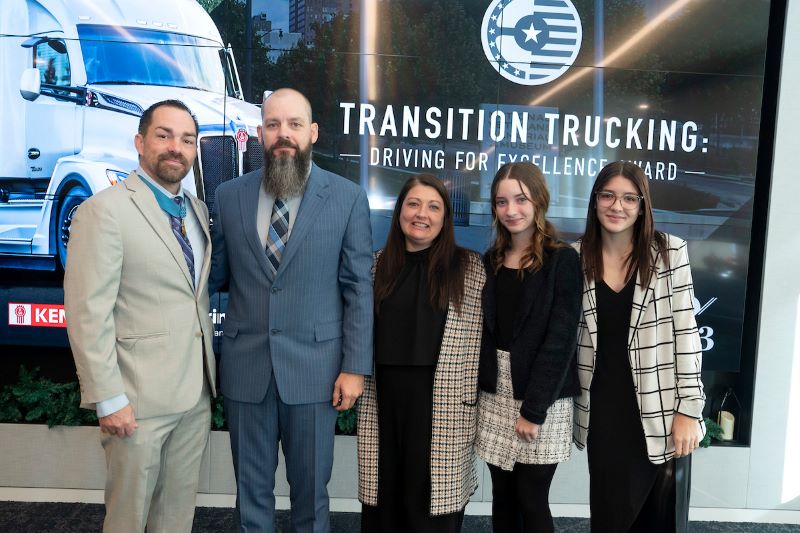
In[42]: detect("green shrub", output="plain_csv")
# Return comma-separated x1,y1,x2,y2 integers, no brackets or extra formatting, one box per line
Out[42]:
700,416,723,448
0,365,361,435
0,366,97,427
336,407,357,435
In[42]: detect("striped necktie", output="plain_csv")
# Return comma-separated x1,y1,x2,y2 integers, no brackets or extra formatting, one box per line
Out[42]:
170,196,195,287
265,198,289,275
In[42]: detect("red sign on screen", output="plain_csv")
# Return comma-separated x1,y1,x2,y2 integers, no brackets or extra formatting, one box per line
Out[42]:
8,303,66,328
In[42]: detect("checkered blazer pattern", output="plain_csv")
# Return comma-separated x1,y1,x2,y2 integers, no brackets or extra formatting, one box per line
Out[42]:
358,250,485,515
572,234,706,464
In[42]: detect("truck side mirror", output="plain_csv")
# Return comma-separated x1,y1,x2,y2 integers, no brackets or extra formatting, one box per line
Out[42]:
20,68,41,101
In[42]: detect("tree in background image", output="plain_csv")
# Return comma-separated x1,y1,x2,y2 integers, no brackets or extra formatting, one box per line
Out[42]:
203,0,270,104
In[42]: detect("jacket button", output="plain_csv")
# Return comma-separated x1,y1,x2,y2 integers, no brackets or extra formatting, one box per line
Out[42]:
195,331,202,338
270,329,280,335
271,287,279,294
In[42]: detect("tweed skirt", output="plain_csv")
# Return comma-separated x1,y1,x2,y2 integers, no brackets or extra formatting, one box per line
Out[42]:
475,349,572,471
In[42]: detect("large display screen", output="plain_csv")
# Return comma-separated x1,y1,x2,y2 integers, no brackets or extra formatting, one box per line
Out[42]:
240,0,772,372
0,0,776,374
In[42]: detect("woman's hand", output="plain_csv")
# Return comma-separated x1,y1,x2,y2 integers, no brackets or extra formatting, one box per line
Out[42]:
672,413,703,457
515,416,541,443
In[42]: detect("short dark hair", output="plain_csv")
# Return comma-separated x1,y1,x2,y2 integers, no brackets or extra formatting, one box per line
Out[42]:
138,100,199,137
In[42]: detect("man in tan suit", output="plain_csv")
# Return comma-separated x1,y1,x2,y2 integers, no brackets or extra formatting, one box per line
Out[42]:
64,100,217,533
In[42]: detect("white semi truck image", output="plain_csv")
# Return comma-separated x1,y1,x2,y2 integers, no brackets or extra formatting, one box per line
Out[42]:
0,0,263,270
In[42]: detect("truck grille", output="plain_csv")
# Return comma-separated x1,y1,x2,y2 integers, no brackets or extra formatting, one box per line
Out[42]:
198,135,239,217
243,137,264,174
197,135,265,218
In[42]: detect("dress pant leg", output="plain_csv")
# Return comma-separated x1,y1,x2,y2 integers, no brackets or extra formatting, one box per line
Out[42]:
279,397,338,533
102,408,187,532
226,375,281,533
147,384,211,533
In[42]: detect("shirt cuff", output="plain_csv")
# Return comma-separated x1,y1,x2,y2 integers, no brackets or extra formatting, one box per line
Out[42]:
96,394,129,417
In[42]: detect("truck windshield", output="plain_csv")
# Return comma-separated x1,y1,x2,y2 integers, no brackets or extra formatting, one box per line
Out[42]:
77,24,228,94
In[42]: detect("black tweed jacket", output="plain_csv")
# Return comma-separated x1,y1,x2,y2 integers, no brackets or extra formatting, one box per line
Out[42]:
478,245,582,425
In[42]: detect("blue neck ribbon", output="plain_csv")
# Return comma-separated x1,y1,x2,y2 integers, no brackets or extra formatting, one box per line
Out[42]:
138,174,187,219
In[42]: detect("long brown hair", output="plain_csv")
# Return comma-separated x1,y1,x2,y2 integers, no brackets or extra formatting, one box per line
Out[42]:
487,162,564,274
374,174,469,313
580,161,667,286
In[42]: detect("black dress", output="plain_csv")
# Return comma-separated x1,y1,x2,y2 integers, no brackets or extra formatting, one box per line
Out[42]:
361,249,463,533
588,278,678,533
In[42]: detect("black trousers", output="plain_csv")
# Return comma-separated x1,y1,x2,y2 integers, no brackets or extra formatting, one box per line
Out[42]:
590,455,692,533
488,462,558,533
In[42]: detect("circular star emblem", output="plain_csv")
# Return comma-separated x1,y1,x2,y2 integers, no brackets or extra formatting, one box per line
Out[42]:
481,0,583,86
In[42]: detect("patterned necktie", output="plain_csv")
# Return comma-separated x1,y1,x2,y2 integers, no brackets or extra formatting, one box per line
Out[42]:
265,198,289,275
170,196,195,287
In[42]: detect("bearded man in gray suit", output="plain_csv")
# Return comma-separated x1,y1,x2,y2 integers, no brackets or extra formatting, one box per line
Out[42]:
209,88,373,533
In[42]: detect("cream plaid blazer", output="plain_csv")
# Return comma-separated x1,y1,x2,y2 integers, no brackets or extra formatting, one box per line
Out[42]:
357,250,485,515
572,235,705,464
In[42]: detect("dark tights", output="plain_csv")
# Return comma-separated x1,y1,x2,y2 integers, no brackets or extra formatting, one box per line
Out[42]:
488,462,557,533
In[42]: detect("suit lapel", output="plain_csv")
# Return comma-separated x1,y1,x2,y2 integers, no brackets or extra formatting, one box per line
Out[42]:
238,172,274,282
126,173,194,289
187,194,211,296
481,255,497,337
573,241,599,352
277,167,330,272
628,244,659,347
581,275,599,351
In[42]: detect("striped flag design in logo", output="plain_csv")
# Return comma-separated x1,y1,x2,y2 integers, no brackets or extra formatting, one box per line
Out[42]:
482,0,583,86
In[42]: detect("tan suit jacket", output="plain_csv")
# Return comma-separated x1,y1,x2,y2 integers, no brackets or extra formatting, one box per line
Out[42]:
65,172,216,419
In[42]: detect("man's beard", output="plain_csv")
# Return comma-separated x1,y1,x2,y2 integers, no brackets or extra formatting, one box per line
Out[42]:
154,152,190,184
262,139,311,198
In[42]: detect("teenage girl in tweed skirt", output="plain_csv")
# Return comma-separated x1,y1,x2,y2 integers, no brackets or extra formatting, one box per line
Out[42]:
475,162,582,532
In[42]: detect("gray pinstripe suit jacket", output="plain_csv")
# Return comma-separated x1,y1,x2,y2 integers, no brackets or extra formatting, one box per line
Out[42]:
572,235,706,464
209,164,374,404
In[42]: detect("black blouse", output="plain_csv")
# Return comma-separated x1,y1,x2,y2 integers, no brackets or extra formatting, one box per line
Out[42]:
495,266,526,351
375,248,448,366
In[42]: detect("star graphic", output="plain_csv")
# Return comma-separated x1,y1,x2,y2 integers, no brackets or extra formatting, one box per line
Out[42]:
489,28,496,35
490,42,496,48
491,15,497,21
514,69,521,75
522,23,541,43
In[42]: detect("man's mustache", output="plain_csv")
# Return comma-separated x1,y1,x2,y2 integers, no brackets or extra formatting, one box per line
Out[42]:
158,152,189,166
269,139,299,153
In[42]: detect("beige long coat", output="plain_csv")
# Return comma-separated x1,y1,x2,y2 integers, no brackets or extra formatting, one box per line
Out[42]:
357,250,485,515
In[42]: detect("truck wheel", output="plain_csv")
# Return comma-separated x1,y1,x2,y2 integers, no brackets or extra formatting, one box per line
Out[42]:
57,185,90,270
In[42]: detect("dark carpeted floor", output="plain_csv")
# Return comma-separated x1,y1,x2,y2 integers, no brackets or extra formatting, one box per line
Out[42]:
0,502,798,532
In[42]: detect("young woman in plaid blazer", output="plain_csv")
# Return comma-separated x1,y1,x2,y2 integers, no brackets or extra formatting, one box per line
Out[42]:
358,174,485,532
475,162,582,532
573,161,705,532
